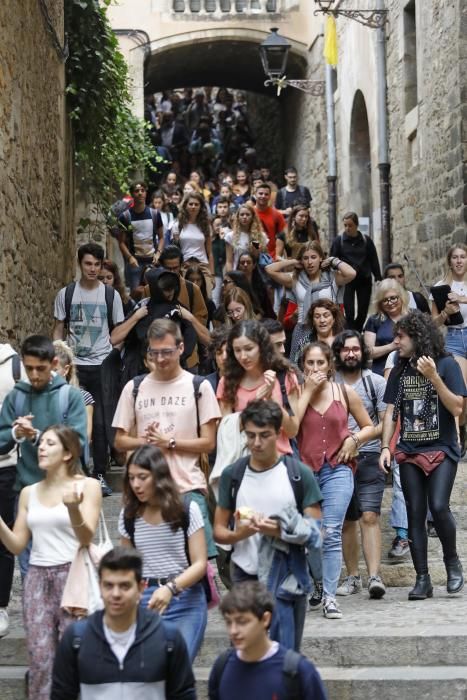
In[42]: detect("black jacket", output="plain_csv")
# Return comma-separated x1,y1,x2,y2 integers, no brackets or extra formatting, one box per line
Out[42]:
50,607,196,700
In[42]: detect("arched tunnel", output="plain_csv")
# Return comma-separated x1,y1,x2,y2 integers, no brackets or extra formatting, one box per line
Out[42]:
143,30,314,178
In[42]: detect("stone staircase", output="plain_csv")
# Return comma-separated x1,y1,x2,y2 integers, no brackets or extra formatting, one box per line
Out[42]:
1,464,467,699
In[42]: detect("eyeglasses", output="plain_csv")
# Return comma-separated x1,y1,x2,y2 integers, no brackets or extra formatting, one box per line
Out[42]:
147,348,178,359
227,308,244,318
382,295,399,304
222,278,233,286
340,346,361,355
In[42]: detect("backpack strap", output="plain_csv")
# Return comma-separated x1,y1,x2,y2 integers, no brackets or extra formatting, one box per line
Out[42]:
64,282,76,329
228,456,251,512
58,383,72,422
14,390,26,419
209,649,234,700
11,354,21,382
71,618,88,654
150,208,161,250
123,514,136,546
277,369,293,415
132,374,148,405
185,280,195,312
104,284,115,333
362,373,379,425
192,375,204,437
283,456,304,514
282,649,303,700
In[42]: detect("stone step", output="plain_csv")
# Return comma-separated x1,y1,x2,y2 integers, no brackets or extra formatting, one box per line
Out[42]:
194,666,467,700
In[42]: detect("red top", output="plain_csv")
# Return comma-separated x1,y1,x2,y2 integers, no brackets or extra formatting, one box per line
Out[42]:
298,385,354,473
255,206,286,258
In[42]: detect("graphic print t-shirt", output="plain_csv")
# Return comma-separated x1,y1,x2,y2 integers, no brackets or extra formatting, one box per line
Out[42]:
54,283,124,365
384,356,467,461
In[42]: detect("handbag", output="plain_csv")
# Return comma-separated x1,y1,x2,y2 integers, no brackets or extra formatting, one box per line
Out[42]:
83,546,105,615
202,561,221,610
94,511,113,559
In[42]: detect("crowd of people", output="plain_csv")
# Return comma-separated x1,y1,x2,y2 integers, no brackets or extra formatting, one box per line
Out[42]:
0,144,466,699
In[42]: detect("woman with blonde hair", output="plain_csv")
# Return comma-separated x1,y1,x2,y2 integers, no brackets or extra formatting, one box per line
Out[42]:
53,341,94,443
286,204,320,260
224,287,258,325
225,202,268,271
363,279,409,376
0,426,101,699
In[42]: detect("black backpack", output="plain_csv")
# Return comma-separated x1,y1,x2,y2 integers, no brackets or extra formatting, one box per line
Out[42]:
64,282,115,332
209,647,302,700
226,454,305,515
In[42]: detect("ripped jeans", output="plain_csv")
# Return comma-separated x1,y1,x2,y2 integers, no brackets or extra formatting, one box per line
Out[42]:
317,463,354,599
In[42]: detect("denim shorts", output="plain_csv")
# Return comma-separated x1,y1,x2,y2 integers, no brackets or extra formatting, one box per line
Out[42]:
445,327,467,359
345,452,386,520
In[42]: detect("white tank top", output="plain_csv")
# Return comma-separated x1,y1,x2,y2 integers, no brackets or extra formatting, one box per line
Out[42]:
27,483,79,566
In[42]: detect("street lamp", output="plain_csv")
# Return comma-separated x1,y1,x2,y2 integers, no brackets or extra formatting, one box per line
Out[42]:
313,0,387,29
260,28,325,96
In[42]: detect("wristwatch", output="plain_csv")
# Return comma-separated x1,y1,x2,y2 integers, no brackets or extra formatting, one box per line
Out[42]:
168,438,176,450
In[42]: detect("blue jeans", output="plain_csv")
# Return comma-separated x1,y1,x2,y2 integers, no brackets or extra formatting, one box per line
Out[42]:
317,463,354,599
390,464,408,530
445,327,467,359
140,582,207,661
231,563,307,652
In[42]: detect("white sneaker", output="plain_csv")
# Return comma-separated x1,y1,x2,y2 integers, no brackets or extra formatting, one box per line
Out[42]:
336,575,362,596
0,609,9,637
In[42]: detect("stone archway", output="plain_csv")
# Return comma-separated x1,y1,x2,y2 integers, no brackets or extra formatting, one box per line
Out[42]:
349,90,372,223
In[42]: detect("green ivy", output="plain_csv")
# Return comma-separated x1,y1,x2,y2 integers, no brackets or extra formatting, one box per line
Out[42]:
65,0,160,230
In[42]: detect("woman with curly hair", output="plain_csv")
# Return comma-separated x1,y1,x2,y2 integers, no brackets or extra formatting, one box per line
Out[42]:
225,203,268,271
171,191,214,292
216,320,300,455
293,299,345,364
364,278,410,376
286,205,320,260
100,259,136,316
119,445,208,660
379,311,466,600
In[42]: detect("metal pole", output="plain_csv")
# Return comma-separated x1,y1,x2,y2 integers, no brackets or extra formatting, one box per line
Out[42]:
376,0,391,266
326,63,338,241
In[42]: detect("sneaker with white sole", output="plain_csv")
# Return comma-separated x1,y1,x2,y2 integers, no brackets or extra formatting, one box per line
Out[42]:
308,581,323,611
0,609,9,637
95,473,113,497
323,597,342,619
368,575,386,599
336,575,362,596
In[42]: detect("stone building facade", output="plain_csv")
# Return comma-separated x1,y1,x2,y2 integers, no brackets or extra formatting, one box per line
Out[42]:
0,0,74,343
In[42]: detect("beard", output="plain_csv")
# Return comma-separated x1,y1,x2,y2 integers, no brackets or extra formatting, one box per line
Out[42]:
342,358,364,371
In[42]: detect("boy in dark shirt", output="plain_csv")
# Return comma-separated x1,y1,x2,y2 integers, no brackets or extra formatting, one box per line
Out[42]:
208,581,327,700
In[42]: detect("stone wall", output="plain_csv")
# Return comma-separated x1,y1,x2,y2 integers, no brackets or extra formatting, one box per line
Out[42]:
385,0,467,285
0,0,75,345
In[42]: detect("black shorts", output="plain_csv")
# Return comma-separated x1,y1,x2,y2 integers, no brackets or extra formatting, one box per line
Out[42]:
345,452,386,521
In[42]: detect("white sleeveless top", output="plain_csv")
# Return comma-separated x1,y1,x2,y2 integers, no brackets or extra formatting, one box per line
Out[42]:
27,483,79,566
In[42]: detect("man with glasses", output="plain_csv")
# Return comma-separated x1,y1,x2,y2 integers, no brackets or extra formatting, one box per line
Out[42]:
118,180,164,291
113,318,221,558
330,212,382,331
333,331,387,600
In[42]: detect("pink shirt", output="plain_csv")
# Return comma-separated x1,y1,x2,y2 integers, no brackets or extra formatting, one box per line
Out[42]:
217,373,298,455
112,370,221,493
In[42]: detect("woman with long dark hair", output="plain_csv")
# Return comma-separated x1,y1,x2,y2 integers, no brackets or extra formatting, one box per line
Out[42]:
100,258,136,316
236,249,276,320
0,426,101,699
292,299,346,364
119,444,208,660
171,192,214,291
217,320,299,455
380,311,466,600
296,342,373,619
286,204,320,259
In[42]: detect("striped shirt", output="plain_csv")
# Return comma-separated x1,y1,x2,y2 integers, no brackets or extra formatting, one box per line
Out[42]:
118,501,204,579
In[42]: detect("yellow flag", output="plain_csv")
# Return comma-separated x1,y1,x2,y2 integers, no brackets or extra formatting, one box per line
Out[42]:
323,15,338,66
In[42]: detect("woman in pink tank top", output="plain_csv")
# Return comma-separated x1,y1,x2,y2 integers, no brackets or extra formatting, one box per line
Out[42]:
296,342,374,620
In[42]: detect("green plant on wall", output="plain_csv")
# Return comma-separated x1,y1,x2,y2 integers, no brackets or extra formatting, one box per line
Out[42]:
65,0,160,235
